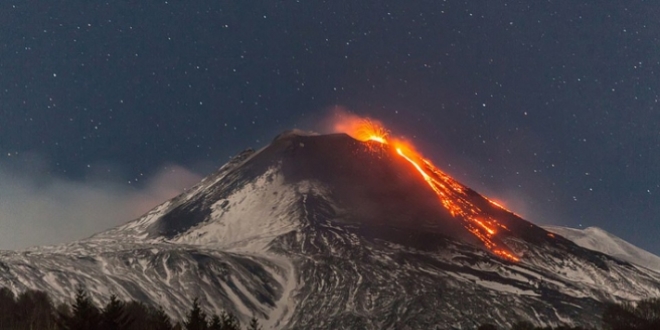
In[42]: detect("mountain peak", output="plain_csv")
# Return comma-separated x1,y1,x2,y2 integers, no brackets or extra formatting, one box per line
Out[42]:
120,132,543,261
3,129,660,329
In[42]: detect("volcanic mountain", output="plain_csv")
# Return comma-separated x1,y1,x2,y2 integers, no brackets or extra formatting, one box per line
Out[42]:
1,131,659,329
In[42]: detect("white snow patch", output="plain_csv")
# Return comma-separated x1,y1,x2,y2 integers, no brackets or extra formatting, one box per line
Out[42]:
544,225,660,273
174,168,332,255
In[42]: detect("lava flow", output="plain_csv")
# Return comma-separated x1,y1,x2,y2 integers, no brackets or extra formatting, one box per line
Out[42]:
339,117,520,262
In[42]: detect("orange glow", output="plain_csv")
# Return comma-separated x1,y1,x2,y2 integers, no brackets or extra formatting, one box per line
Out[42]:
368,135,387,144
333,115,389,144
486,198,505,209
493,249,520,262
336,115,520,262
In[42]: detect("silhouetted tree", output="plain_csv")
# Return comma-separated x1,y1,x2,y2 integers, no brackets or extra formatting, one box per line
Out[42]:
219,310,240,330
100,294,134,330
59,287,101,330
247,316,262,330
123,300,152,330
208,314,222,330
477,324,497,330
0,287,250,330
512,321,537,330
0,287,16,329
15,289,57,329
555,326,594,330
55,302,72,327
603,298,660,330
183,298,208,330
634,298,660,330
3,285,616,330
149,305,175,330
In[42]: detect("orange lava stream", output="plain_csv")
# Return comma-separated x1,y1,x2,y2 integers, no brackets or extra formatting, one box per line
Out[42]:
346,119,520,262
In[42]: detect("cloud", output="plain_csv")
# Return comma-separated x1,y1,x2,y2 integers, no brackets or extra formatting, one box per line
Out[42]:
0,159,202,250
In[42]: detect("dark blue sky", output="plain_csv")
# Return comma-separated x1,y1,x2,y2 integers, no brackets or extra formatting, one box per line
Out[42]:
1,2,659,253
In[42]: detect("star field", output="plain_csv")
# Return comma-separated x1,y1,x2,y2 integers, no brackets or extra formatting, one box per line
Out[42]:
1,1,659,253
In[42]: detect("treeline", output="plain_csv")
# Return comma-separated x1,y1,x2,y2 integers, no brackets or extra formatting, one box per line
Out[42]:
0,286,261,330
476,297,660,330
3,285,660,330
477,322,594,330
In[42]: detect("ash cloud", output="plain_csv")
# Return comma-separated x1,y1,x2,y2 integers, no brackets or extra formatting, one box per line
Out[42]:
0,157,202,250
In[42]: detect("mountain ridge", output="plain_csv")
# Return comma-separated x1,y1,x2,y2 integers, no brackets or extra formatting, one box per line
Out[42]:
543,225,660,274
1,132,659,329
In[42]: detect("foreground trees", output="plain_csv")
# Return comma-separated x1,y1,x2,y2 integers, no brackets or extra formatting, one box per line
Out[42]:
507,322,594,330
182,298,242,330
0,287,59,329
0,286,256,330
601,298,660,330
3,285,660,330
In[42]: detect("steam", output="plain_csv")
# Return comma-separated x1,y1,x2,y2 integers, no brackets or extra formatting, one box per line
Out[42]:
0,159,202,250
323,106,387,136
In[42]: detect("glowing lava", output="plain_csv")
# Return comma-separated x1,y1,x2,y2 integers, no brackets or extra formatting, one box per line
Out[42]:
340,118,520,262
355,119,389,143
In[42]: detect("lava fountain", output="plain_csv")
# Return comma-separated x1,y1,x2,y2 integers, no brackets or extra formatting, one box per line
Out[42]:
336,116,520,262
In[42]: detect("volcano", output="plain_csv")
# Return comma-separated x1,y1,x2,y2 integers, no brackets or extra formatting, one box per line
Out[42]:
1,130,660,329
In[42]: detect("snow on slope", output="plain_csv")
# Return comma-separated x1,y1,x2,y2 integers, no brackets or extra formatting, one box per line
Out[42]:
543,225,660,273
4,133,660,329
174,168,328,253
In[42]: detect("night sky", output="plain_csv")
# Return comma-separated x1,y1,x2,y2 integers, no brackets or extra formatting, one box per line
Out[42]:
1,2,659,253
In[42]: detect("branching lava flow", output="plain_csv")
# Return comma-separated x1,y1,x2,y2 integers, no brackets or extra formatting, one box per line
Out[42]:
339,117,520,262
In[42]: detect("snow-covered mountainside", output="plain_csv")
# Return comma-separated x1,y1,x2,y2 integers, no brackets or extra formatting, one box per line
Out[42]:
1,132,660,329
543,225,660,274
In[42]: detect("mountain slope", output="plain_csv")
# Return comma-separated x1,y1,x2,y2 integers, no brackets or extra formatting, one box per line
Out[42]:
543,225,660,273
1,132,660,329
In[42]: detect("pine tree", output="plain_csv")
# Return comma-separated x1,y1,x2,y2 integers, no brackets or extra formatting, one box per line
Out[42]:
602,298,660,330
183,298,208,330
0,287,16,329
123,301,152,330
247,316,262,330
219,310,240,330
511,321,536,330
60,287,101,330
15,289,57,329
149,305,175,330
100,294,134,330
55,302,72,325
208,314,222,330
477,324,497,330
